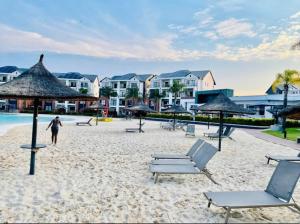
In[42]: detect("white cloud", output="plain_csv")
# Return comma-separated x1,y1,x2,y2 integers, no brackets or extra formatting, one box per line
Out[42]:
290,11,300,19
214,18,256,38
203,31,218,40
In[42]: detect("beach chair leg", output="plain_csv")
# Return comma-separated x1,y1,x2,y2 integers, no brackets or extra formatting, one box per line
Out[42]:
203,169,219,185
208,199,212,208
267,158,271,164
154,173,159,184
224,207,231,224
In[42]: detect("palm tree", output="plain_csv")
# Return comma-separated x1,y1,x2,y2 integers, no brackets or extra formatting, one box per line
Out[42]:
149,89,165,112
291,41,300,50
271,69,300,138
169,80,185,106
100,86,117,109
125,87,140,106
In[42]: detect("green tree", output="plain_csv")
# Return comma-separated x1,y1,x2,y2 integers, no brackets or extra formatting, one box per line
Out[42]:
100,86,117,108
125,87,140,106
169,80,185,105
271,69,300,138
79,88,88,94
149,89,165,112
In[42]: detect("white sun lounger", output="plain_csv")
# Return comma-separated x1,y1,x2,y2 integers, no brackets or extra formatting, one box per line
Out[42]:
204,161,300,223
151,139,204,160
150,142,218,184
265,154,300,164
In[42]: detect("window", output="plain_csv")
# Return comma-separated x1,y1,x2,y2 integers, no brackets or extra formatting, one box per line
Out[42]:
153,81,159,88
70,81,77,87
131,83,138,88
120,82,127,88
68,101,75,104
57,100,64,103
2,76,7,82
163,81,169,87
111,99,117,106
81,82,88,88
113,82,118,88
120,99,125,106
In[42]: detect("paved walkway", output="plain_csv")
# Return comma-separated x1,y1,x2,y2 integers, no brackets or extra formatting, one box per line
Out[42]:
244,129,300,151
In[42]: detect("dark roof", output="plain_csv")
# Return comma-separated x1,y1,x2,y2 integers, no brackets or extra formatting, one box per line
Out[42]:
161,105,192,114
111,73,136,81
0,66,18,73
55,72,98,82
197,93,255,115
136,74,153,82
158,70,215,84
0,55,97,100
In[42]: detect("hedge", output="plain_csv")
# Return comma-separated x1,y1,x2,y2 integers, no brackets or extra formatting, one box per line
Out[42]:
146,113,300,127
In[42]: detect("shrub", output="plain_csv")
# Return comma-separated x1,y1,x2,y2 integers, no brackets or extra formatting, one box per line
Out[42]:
146,113,300,127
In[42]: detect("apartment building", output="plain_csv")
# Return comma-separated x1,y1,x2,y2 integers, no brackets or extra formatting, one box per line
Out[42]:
149,70,216,111
100,73,155,114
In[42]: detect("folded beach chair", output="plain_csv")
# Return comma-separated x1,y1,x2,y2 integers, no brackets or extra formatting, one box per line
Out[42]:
125,122,145,133
204,127,220,137
207,126,235,140
76,118,93,126
185,124,195,137
265,153,300,164
151,138,204,160
151,140,208,165
150,142,218,184
204,160,300,223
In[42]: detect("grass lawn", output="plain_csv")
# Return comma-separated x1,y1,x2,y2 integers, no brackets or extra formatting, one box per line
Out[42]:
263,128,300,141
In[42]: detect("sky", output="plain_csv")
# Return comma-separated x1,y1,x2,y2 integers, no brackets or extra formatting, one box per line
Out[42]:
0,0,300,95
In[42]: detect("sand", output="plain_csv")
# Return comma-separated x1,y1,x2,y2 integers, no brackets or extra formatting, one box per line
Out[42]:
0,118,299,223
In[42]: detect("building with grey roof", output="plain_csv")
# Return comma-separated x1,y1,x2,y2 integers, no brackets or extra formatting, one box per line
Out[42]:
149,69,215,112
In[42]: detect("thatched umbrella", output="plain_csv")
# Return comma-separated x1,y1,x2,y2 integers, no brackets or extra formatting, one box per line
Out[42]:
125,102,156,133
278,105,300,120
161,105,192,130
197,94,255,151
0,55,97,175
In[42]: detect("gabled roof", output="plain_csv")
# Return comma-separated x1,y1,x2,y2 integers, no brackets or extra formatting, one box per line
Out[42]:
158,70,215,84
55,72,98,82
111,73,136,81
0,66,18,73
136,74,154,82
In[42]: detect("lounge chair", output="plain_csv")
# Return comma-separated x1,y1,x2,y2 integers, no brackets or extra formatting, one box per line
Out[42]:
151,140,207,165
207,126,235,140
149,142,218,184
204,160,300,223
203,127,220,137
125,122,145,133
76,118,93,126
265,153,300,164
185,124,195,137
176,122,187,130
151,138,204,160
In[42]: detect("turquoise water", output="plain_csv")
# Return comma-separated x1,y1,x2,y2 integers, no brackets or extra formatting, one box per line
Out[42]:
0,113,73,125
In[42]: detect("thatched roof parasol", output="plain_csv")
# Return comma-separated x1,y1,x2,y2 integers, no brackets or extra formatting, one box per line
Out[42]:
161,105,191,130
0,54,97,175
278,105,300,120
0,55,95,100
125,103,156,133
197,94,255,151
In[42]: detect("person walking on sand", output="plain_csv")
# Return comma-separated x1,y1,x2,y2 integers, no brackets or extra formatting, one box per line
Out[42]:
46,116,62,145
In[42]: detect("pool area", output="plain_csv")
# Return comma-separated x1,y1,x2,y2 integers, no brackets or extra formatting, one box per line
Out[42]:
0,113,86,135
0,113,74,125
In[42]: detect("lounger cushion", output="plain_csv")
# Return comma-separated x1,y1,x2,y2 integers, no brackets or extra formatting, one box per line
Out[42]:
265,155,300,162
151,154,190,159
151,159,195,165
204,191,288,208
150,164,200,174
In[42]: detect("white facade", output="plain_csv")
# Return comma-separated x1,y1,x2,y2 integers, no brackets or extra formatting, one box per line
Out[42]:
149,70,215,111
55,73,99,112
100,74,154,114
231,94,300,118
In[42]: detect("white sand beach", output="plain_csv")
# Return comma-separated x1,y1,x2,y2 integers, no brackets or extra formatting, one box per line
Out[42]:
0,119,299,223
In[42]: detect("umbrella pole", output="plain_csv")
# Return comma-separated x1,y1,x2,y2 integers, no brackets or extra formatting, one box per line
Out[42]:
96,104,99,126
139,115,142,133
173,113,175,131
218,111,223,151
29,98,39,175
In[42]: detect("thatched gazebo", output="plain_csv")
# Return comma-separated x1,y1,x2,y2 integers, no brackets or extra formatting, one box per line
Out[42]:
278,105,300,120
197,94,255,151
161,105,192,130
126,103,156,133
0,54,97,175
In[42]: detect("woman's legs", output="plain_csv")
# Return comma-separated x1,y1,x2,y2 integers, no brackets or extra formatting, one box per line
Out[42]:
51,132,54,144
54,133,58,144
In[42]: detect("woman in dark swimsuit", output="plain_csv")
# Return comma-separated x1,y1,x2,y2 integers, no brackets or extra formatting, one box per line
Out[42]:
46,116,63,145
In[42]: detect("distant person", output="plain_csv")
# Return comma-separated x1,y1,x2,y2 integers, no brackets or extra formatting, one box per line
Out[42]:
46,116,63,145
